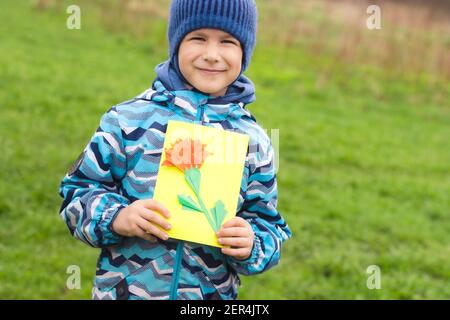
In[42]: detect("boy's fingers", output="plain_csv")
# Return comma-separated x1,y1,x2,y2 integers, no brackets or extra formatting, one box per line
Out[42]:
221,247,250,259
143,233,158,243
218,237,252,248
135,227,158,243
137,217,169,241
142,199,171,219
139,208,171,230
216,227,248,238
221,217,245,229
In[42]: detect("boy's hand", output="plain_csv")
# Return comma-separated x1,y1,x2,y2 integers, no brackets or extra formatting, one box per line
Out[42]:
216,217,255,260
112,200,171,242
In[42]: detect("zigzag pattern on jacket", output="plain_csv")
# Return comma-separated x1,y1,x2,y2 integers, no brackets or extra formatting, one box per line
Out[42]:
59,80,291,300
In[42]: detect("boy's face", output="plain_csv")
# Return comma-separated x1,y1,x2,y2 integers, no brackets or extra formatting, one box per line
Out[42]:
178,28,243,97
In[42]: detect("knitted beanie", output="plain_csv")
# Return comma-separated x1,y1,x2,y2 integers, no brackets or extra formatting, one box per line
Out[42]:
167,0,258,73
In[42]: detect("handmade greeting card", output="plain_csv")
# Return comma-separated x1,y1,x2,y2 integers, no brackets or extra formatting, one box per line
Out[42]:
154,121,249,247
152,120,249,247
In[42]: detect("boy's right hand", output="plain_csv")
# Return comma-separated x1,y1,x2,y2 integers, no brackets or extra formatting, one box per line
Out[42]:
112,199,171,242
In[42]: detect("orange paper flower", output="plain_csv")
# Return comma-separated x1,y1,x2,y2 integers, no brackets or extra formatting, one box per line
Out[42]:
162,138,211,172
161,137,226,233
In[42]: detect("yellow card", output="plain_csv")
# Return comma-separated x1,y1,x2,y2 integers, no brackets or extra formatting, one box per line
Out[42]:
153,120,249,247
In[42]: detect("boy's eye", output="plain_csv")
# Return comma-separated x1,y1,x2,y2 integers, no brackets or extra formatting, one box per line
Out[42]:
190,37,205,41
222,40,238,45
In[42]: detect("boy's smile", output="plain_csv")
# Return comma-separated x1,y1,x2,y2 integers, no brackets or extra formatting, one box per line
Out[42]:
178,28,243,97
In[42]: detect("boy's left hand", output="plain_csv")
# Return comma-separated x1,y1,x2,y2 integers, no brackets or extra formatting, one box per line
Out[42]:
216,217,254,260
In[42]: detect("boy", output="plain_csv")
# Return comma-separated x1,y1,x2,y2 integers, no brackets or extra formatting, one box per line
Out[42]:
59,0,291,300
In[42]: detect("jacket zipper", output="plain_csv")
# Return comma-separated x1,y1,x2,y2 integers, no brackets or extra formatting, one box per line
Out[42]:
169,102,205,300
196,104,205,123
169,241,184,300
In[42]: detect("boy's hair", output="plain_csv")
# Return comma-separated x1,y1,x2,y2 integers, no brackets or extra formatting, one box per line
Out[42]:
168,0,258,73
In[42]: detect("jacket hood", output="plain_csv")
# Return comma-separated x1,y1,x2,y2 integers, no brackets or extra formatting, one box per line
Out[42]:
137,79,254,122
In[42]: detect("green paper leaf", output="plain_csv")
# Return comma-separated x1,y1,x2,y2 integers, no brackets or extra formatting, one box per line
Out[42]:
184,168,201,195
210,207,218,232
177,194,202,213
211,200,228,232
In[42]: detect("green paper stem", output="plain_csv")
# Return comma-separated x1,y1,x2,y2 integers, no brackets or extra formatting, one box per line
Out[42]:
182,169,217,232
177,167,229,233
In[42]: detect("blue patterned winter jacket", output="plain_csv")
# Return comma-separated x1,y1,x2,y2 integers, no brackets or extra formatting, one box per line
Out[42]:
59,81,291,300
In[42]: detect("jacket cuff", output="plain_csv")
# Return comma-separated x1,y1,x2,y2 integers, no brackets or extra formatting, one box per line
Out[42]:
99,204,127,246
228,233,262,268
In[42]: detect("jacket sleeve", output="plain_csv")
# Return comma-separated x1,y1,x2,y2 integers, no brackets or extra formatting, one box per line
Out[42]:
58,107,130,248
227,138,292,275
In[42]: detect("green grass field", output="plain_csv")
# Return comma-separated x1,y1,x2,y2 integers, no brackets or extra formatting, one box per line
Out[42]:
0,0,449,299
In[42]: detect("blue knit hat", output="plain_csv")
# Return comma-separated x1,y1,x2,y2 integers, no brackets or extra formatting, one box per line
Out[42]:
168,0,258,74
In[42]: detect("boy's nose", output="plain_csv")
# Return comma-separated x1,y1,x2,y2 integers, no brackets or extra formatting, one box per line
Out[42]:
202,44,220,63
